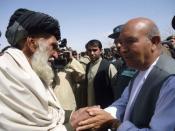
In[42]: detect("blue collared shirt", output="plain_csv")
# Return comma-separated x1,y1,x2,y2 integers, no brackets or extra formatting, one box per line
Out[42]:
108,76,175,131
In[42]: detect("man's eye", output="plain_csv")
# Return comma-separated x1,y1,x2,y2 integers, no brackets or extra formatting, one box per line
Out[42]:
88,49,97,52
92,49,97,52
123,37,138,45
52,44,59,50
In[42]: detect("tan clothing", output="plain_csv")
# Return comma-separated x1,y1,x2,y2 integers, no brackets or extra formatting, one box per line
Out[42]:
0,48,68,131
54,58,85,110
87,57,117,106
74,55,90,108
79,55,90,70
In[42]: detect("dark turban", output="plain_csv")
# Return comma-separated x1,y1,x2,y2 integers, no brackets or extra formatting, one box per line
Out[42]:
6,8,61,46
172,16,175,30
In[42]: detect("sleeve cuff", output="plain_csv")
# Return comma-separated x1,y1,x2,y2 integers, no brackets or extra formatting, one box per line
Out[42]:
104,106,117,118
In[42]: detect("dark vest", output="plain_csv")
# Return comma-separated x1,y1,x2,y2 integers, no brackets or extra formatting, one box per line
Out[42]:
85,59,114,108
129,54,175,128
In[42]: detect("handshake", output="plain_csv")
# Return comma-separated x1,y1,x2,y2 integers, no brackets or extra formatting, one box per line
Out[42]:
70,106,120,131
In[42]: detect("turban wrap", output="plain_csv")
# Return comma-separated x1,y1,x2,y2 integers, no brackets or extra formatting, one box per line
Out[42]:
5,8,60,46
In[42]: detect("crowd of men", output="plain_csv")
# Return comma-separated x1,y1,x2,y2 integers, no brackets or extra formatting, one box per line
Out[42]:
0,8,175,131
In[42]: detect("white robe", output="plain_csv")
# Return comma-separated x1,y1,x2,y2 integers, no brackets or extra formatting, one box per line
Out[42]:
0,48,67,131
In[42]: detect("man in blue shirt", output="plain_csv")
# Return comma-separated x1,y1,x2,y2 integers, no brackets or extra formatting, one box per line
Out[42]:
76,17,175,131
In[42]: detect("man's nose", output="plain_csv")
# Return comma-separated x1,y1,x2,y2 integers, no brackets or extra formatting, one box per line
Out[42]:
116,43,121,49
89,50,95,55
116,43,121,47
52,50,59,59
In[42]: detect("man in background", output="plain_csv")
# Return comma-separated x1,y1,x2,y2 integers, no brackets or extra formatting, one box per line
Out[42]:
85,39,118,108
53,49,85,110
108,25,136,100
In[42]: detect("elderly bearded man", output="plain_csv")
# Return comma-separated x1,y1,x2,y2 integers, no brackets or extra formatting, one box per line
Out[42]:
0,8,92,131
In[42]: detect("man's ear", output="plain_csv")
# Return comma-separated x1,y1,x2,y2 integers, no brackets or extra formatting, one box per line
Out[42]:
151,36,161,45
150,36,161,51
26,37,38,53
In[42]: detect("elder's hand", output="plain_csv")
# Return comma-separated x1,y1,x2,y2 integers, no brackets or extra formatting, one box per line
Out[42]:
76,108,115,131
70,106,100,129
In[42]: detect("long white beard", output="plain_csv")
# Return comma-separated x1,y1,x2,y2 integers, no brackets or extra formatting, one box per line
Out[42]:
31,41,54,86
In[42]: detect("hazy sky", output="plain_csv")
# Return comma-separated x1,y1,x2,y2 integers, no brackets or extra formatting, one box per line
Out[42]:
0,0,175,52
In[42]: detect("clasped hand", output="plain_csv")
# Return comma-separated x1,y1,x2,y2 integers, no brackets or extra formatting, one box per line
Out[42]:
70,106,115,131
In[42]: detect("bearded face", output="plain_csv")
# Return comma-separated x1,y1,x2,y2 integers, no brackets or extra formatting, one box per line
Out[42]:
31,39,54,86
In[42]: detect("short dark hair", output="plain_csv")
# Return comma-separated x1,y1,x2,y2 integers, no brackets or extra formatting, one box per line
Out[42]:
85,39,102,49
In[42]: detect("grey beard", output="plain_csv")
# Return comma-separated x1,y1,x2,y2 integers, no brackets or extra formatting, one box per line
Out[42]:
31,42,54,86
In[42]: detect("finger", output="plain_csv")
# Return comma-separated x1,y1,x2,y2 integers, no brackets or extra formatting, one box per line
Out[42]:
78,116,98,126
87,106,101,110
91,105,101,108
86,108,102,116
76,123,96,131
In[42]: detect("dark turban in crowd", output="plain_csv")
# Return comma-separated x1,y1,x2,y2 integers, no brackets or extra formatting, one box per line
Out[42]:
5,8,60,46
172,16,175,30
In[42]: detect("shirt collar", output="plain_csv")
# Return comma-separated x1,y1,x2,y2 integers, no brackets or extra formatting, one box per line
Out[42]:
91,57,102,65
139,56,160,80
